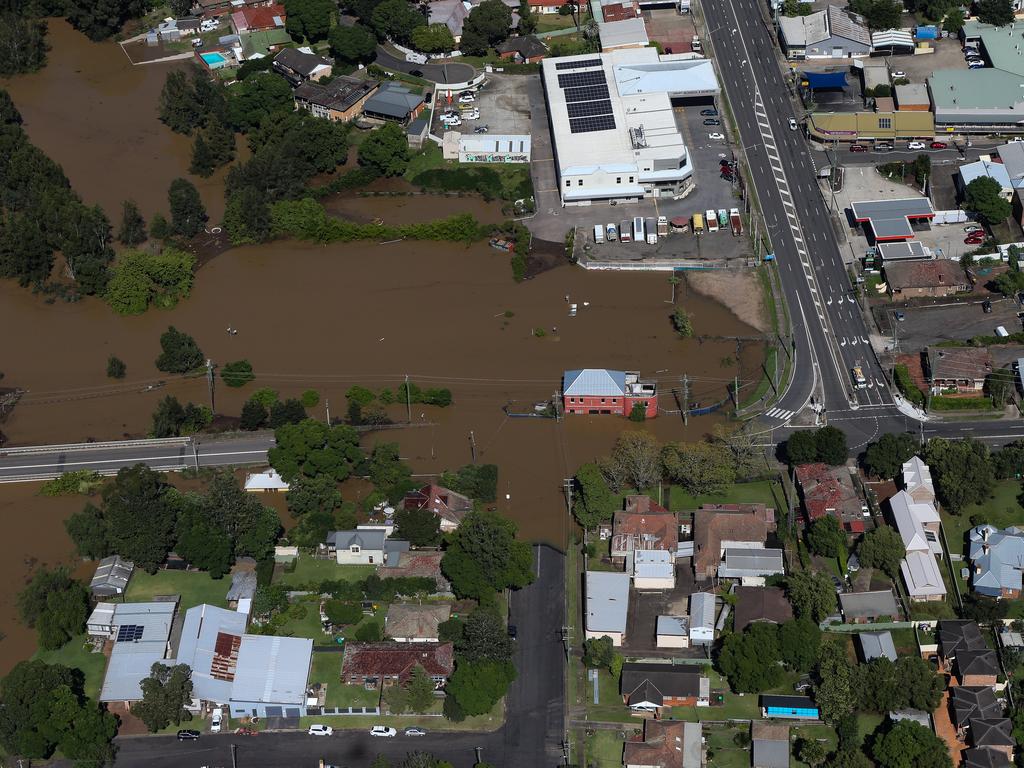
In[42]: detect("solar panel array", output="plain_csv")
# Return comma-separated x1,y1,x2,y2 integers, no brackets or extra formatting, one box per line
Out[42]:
115,624,145,642
555,58,602,70
556,62,616,134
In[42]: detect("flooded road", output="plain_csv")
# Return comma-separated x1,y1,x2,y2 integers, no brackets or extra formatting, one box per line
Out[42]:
0,19,229,224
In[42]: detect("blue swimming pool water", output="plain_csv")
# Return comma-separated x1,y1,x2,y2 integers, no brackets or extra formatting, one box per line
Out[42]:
200,52,226,66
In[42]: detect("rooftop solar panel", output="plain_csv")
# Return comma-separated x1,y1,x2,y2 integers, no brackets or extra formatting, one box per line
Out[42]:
558,70,607,88
115,624,145,642
566,99,614,118
555,58,602,70
569,115,617,133
564,84,610,103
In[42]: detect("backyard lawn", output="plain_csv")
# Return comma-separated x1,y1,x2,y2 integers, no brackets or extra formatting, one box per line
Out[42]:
585,668,635,723
585,729,628,767
33,634,107,700
296,699,503,732
668,480,785,514
792,724,838,768
704,724,754,768
124,569,229,610
275,556,375,588
948,480,1024,555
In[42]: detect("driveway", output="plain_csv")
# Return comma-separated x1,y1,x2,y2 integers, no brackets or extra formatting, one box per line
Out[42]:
375,47,477,86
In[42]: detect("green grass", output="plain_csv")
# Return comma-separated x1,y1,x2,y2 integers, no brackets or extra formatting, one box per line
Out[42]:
704,725,754,768
32,634,108,700
124,569,229,610
297,699,502,732
948,480,1024,555
585,729,627,767
889,627,918,654
668,668,777,722
584,668,634,723
309,651,380,709
668,480,784,514
275,557,376,588
535,13,583,32
792,723,838,767
856,713,884,742
404,142,446,180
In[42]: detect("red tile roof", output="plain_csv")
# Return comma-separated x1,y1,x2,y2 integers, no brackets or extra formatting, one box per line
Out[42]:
612,496,677,556
341,642,454,680
692,505,774,577
232,3,285,31
377,552,449,592
602,1,639,21
403,484,473,527
795,463,861,522
622,720,689,768
884,260,967,291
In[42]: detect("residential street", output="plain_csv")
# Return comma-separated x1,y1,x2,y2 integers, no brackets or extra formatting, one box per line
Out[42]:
110,545,565,768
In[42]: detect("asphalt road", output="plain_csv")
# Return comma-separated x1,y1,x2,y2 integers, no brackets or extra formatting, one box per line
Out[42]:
374,48,476,87
111,545,565,768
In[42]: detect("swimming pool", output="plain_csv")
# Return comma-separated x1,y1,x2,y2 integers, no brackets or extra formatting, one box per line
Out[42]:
200,52,227,68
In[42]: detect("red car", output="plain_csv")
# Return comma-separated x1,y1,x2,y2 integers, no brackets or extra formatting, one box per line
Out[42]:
850,144,867,152
930,141,948,149
965,234,985,244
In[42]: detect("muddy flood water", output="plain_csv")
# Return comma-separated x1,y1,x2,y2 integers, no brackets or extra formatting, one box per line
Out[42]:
0,26,766,671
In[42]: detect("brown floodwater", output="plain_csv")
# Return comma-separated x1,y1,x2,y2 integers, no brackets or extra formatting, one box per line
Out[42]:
0,19,229,224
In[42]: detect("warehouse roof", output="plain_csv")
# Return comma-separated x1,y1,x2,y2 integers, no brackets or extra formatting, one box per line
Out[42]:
231,634,312,705
90,555,134,596
585,570,630,635
851,197,935,240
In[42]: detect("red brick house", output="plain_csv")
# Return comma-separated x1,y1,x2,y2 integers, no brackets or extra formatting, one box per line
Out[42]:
611,496,678,565
231,3,285,34
562,369,658,418
402,484,473,533
794,463,865,532
495,35,549,63
620,663,709,717
340,642,454,691
692,504,775,581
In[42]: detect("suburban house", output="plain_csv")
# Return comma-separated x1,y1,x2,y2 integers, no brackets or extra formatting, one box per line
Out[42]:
624,720,702,768
238,28,292,59
926,347,992,394
969,525,1024,598
901,549,947,602
272,47,332,86
716,548,785,583
655,615,689,648
760,695,820,720
889,490,941,555
230,3,285,34
562,369,658,418
197,0,274,17
174,603,314,719
858,631,897,662
495,35,549,63
955,649,1000,687
384,603,451,643
968,719,1015,760
380,551,452,594
733,586,793,632
688,592,715,645
403,484,474,533
340,642,454,689
950,686,1003,732
964,747,1014,768
884,261,970,300
243,467,289,492
751,722,790,768
94,600,179,706
428,0,469,40
294,76,380,123
777,5,871,60
902,455,935,503
838,590,900,623
324,530,410,566
940,621,989,663
620,663,710,716
362,83,427,124
631,549,676,589
90,555,134,598
958,159,1014,202
585,570,630,645
794,462,865,533
611,495,677,565
692,504,775,580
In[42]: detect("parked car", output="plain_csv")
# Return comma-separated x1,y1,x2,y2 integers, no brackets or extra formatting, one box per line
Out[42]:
708,132,725,140
703,118,720,126
850,144,867,152
794,675,812,693
410,69,424,77
789,117,798,130
462,109,481,120
177,730,200,741
874,143,893,152
370,726,398,738
891,70,906,78
308,725,334,737
965,224,983,233
930,141,948,149
831,575,844,594
719,158,733,167
404,728,427,736
458,93,475,103
895,311,905,322
473,125,490,133
969,61,985,69
983,299,993,313
907,141,926,150
210,708,223,733
507,624,518,639
700,108,718,116
440,116,462,127
965,234,986,244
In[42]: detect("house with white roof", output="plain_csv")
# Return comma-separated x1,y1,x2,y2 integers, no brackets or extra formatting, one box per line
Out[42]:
902,456,935,504
585,570,630,645
901,550,947,602
630,549,675,589
969,525,1024,598
92,600,179,706
244,468,290,492
887,488,946,602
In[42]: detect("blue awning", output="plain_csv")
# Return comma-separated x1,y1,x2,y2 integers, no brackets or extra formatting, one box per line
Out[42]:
802,71,847,89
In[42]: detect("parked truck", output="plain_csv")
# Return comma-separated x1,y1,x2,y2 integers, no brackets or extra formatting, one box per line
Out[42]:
645,217,658,244
729,208,742,236
657,215,669,237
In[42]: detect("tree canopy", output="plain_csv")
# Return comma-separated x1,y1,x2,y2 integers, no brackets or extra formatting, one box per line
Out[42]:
441,510,534,601
329,23,378,63
778,618,821,672
787,571,836,622
445,660,516,716
785,426,848,466
856,525,904,578
168,177,207,238
65,0,149,40
807,515,847,559
863,432,918,479
17,567,89,650
155,326,204,374
269,419,364,482
922,438,993,513
717,622,784,692
600,431,662,491
358,122,411,176
572,462,616,530
105,248,195,315
411,23,456,53
460,0,512,55
0,14,48,76
848,0,904,29
872,720,952,768
977,0,1014,26
965,176,1012,225
371,0,427,43
814,638,856,722
285,0,336,41
134,663,194,732
394,506,442,547
661,441,735,496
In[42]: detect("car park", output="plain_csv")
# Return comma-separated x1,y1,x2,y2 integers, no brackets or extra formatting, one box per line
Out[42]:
308,725,334,737
907,141,926,150
404,728,427,736
708,132,724,140
930,141,948,149
788,117,798,130
703,118,720,125
700,108,718,116
462,109,481,120
849,144,867,152
370,726,398,738
606,223,618,241
177,730,200,741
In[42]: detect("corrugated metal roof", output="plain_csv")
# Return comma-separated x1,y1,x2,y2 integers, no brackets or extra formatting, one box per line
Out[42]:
564,368,627,397
585,570,630,634
859,630,897,661
176,604,248,705
231,634,312,706
689,592,715,629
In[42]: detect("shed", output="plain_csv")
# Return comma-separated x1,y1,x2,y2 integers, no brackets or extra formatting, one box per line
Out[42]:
752,721,790,768
90,555,134,597
688,592,715,645
858,630,897,662
656,615,690,648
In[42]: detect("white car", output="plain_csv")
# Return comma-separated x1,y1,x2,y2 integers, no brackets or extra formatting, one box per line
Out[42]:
964,224,983,233
462,109,481,120
907,141,926,150
458,93,475,103
404,727,427,736
788,117,797,130
210,708,223,733
440,115,462,127
370,726,398,738
708,132,725,140
308,725,334,737
891,70,906,78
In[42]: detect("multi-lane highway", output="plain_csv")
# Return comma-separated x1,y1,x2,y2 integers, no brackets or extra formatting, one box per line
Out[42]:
705,0,1024,451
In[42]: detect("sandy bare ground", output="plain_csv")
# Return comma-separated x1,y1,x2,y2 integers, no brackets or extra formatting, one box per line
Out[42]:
685,270,769,334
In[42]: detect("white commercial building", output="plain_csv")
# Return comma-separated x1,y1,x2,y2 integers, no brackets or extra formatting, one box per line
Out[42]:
541,49,719,205
585,570,630,645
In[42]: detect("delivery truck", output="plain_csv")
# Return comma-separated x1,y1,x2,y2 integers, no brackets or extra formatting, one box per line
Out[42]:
645,217,658,244
729,208,743,236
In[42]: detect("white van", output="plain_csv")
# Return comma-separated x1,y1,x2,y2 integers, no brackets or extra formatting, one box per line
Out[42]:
633,216,645,242
593,224,605,244
210,708,223,733
705,209,719,232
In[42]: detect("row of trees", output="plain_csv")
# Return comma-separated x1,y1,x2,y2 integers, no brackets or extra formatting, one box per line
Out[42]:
64,464,282,577
572,425,765,529
784,425,848,466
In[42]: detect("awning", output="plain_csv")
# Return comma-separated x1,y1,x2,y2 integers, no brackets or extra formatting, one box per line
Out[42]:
802,71,847,89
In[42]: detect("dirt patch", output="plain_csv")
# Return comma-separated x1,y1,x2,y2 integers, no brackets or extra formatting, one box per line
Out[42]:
685,270,769,334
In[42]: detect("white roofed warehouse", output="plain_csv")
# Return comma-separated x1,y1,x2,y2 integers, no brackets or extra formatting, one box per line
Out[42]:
541,49,720,205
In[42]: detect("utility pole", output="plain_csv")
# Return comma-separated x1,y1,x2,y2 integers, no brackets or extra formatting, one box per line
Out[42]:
469,430,477,463
206,359,215,415
734,375,739,408
325,399,331,425
404,374,412,424
192,439,200,471
563,476,574,517
681,374,689,426
231,742,237,768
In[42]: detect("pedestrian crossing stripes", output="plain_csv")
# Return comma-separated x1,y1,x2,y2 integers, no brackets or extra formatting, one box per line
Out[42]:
765,407,795,420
